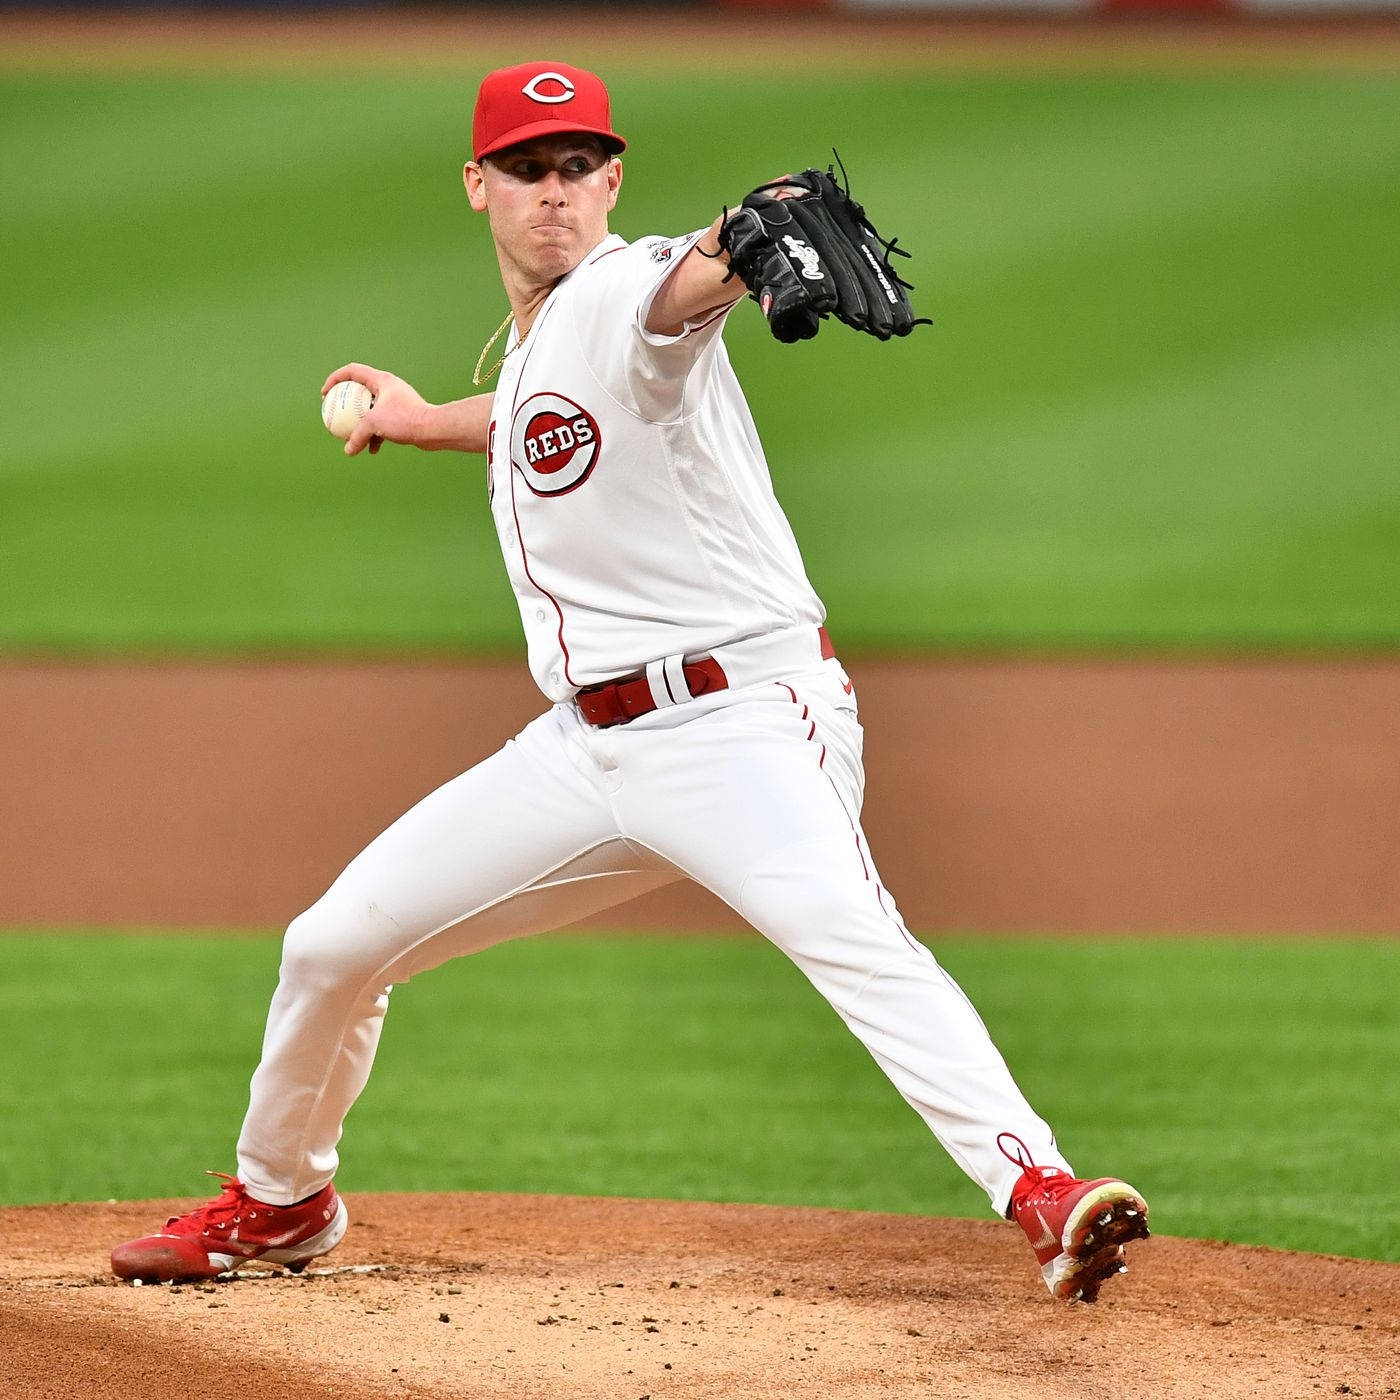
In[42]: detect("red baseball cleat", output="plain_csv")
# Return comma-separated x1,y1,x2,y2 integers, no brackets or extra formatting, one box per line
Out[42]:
999,1134,1149,1303
110,1172,347,1283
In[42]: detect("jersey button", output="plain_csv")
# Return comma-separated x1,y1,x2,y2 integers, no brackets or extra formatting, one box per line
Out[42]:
550,671,561,686
535,609,546,622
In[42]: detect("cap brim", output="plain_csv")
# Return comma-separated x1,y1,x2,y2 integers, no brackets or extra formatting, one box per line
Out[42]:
475,120,626,162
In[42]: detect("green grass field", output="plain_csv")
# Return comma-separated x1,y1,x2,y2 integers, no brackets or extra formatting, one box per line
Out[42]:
4,68,1398,654
3,50,1395,1285
3,932,1395,1262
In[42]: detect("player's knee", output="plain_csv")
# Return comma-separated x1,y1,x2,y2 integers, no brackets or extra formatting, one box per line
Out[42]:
278,905,344,992
278,887,397,992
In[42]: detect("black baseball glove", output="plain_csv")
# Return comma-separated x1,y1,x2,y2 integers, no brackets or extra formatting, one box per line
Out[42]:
714,159,929,344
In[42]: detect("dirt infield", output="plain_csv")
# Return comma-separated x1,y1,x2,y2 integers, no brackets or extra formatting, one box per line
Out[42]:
4,1193,1396,1399
4,659,1399,932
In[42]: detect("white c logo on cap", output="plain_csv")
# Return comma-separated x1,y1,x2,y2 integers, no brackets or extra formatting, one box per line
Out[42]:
522,72,575,105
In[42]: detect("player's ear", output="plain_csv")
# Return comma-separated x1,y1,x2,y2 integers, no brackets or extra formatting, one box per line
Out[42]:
605,157,622,212
464,161,488,212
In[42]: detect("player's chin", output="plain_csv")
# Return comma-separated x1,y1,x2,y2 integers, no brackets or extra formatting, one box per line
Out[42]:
526,241,585,280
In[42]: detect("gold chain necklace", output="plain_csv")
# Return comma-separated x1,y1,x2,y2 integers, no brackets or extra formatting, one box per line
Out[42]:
473,310,528,386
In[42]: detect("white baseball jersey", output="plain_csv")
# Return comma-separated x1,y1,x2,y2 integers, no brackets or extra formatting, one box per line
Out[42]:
486,230,826,701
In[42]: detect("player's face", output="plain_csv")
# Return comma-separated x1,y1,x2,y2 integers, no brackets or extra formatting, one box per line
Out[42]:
465,136,622,286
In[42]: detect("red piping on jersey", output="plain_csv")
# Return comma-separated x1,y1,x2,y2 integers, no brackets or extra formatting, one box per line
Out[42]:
679,303,732,340
775,680,928,958
506,303,576,688
588,243,626,265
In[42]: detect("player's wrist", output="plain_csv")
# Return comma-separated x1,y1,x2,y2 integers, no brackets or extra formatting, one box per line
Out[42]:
413,397,493,454
409,400,449,451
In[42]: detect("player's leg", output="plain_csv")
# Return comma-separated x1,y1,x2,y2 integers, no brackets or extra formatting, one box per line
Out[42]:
234,704,674,1206
703,693,1147,1299
608,668,1068,1208
608,668,1147,1299
113,704,676,1281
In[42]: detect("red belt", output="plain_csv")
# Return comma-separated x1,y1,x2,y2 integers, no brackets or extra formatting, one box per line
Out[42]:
576,627,835,729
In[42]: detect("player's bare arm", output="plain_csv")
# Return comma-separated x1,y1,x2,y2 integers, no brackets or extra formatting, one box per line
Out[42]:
322,363,493,457
643,213,746,337
644,180,809,338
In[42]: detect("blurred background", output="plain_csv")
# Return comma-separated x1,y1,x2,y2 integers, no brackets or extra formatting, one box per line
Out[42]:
4,0,1398,931
1,2,1396,1255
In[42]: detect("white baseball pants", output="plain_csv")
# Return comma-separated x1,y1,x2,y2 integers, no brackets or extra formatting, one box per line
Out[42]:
236,658,1071,1215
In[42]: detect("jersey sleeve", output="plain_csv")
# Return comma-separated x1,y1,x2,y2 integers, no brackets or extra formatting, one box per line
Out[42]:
569,231,738,424
633,230,736,350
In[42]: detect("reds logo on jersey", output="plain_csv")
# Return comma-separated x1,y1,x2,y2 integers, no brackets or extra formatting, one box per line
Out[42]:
511,392,602,496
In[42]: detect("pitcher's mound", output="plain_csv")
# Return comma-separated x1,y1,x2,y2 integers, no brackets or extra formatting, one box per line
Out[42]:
2,1193,1395,1399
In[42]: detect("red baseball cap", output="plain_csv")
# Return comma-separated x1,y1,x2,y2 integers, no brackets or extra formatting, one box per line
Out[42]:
472,61,626,162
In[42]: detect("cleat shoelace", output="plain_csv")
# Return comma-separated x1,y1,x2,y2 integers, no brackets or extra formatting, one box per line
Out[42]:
165,1171,249,1236
997,1133,1080,1213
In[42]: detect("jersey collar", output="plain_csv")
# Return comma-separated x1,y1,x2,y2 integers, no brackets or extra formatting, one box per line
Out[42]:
509,233,625,347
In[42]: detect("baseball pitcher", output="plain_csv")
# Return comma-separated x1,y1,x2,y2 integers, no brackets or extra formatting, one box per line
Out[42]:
112,61,1148,1304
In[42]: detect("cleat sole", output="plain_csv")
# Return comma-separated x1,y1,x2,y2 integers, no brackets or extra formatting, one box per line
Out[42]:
1066,1186,1151,1260
1047,1183,1151,1303
1054,1245,1129,1304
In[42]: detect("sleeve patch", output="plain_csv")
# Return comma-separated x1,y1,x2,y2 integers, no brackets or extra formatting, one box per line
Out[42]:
648,237,685,264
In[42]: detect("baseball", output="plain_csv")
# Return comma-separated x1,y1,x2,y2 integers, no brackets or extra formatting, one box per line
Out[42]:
321,379,374,441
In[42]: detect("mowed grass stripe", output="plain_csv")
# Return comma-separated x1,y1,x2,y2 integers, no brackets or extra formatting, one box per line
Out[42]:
838,313,1400,648
3,72,1398,651
0,932,1394,1263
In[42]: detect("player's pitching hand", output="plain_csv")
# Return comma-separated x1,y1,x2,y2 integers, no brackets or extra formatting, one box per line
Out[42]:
321,363,430,457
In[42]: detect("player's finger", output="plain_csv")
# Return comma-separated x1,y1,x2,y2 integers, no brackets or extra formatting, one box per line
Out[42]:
343,414,378,457
323,363,382,397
